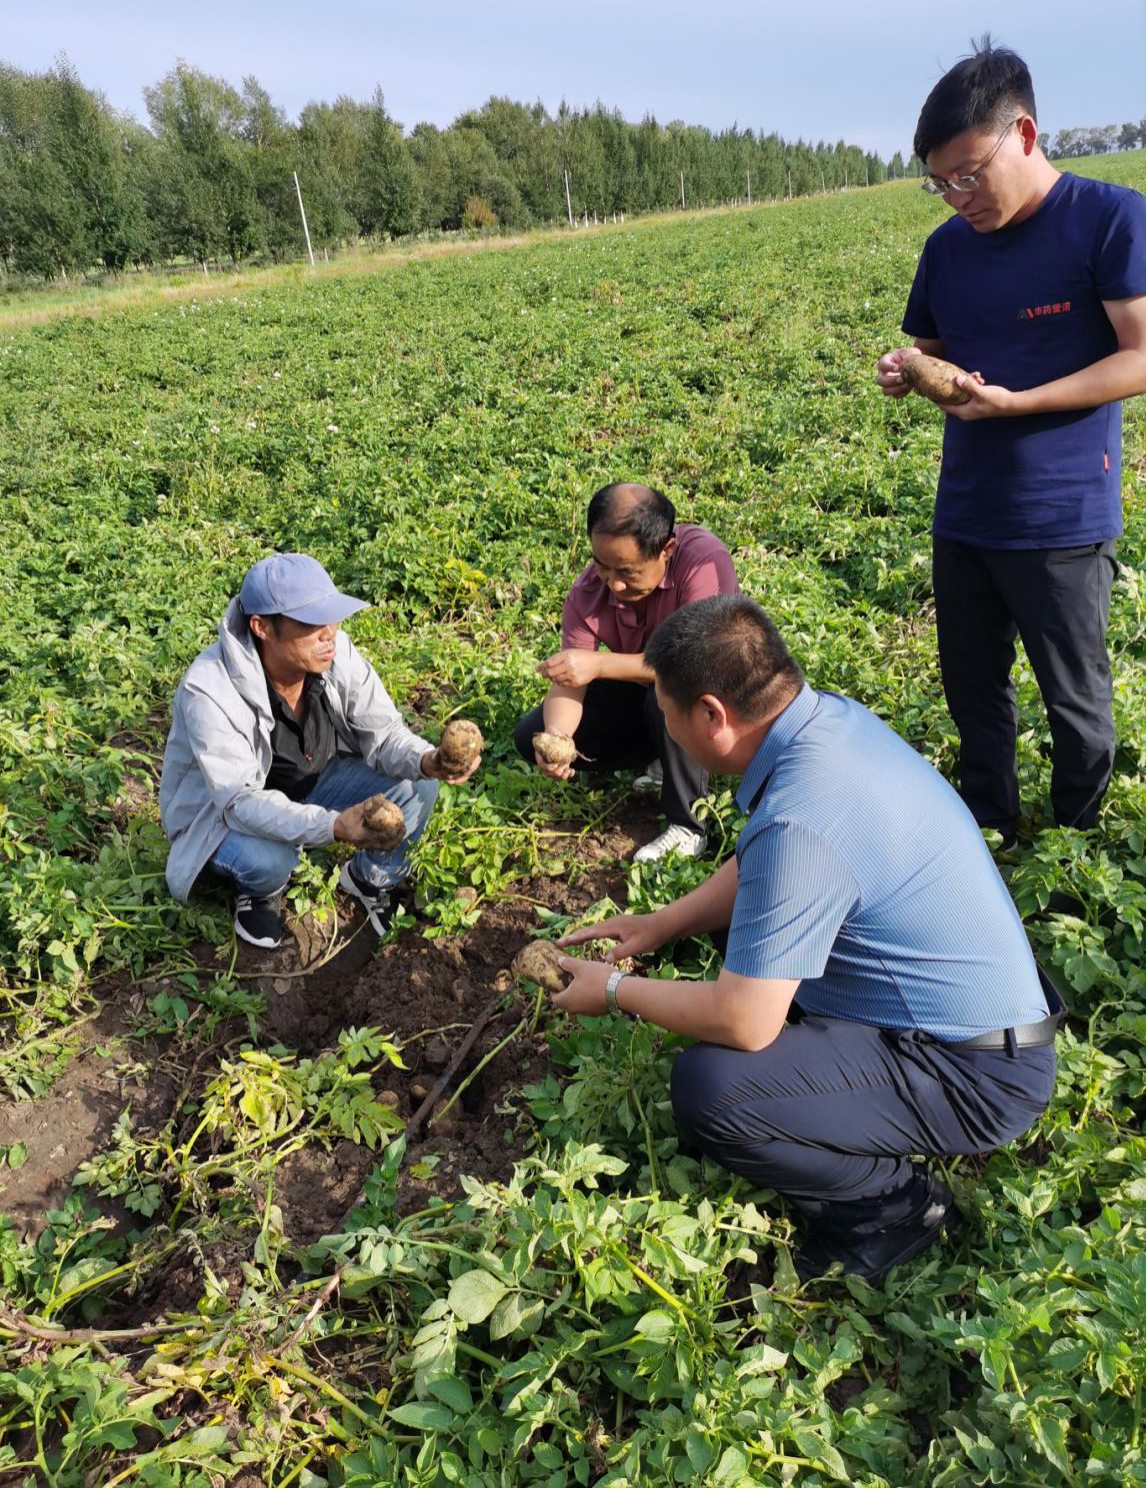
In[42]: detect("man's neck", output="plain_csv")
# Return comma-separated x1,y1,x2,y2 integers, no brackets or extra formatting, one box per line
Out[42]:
259,650,308,711
1005,160,1060,228
728,684,805,774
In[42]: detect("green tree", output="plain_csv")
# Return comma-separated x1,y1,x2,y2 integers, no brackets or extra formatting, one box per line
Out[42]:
355,90,419,239
0,61,151,277
144,63,263,263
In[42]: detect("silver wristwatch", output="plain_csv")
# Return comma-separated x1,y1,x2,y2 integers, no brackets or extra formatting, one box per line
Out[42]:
605,968,639,1020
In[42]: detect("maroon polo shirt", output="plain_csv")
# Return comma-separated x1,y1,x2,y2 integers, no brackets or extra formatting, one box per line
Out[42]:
560,523,740,654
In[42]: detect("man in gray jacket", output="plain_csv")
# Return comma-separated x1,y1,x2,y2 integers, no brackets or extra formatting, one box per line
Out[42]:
160,553,480,949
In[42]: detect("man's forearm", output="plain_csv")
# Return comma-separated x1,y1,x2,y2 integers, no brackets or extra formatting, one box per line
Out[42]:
1010,349,1146,415
542,685,585,736
606,966,796,1050
655,856,740,943
595,650,655,685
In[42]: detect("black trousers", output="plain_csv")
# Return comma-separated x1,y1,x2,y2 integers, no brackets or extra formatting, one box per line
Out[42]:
671,1011,1056,1233
932,537,1117,835
514,679,707,832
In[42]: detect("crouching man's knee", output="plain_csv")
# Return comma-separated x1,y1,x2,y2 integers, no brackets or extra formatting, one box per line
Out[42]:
513,710,542,763
670,1042,734,1145
408,775,440,833
211,833,299,898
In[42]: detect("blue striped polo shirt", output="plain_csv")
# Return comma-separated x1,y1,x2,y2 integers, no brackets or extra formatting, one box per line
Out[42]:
724,686,1047,1041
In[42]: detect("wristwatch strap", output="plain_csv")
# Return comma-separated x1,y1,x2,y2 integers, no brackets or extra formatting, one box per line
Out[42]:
605,968,639,1020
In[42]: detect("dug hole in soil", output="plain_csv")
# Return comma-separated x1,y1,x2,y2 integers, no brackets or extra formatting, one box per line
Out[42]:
0,802,658,1286
268,849,637,1244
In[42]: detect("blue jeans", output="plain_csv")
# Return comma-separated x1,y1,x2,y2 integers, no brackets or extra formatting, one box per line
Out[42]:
209,757,439,898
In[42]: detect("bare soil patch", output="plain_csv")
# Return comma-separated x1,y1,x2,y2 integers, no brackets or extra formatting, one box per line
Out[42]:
1,802,654,1264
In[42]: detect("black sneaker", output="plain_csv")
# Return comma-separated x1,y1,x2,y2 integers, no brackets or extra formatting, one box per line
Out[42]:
794,1177,958,1285
234,891,284,949
339,862,395,937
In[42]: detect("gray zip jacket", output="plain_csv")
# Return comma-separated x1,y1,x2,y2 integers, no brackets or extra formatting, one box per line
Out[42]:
159,598,432,902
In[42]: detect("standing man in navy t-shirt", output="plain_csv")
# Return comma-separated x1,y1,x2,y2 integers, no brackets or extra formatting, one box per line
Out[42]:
877,41,1146,845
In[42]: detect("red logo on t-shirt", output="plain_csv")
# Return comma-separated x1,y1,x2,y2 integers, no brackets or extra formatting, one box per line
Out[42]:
1016,301,1071,320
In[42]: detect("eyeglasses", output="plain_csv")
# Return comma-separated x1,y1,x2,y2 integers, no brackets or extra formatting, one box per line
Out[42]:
921,118,1020,196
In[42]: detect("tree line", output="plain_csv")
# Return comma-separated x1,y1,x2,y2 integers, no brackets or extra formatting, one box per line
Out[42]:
1040,121,1146,159
0,59,895,279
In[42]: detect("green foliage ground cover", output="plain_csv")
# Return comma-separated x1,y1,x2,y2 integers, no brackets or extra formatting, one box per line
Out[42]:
1,160,1145,1484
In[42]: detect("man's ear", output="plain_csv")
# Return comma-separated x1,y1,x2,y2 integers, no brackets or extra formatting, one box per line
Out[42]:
660,536,677,563
248,614,272,644
698,693,730,737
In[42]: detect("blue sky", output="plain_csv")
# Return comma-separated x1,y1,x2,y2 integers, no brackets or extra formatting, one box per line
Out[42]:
8,0,1145,160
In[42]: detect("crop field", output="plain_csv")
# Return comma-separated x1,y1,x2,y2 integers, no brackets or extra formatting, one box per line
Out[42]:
1,152,1145,1486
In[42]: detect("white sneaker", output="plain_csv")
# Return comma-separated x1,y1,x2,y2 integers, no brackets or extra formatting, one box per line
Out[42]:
339,862,395,937
633,759,663,791
633,824,707,864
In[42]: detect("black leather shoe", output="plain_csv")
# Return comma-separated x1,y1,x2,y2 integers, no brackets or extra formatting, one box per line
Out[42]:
234,891,284,949
794,1177,958,1285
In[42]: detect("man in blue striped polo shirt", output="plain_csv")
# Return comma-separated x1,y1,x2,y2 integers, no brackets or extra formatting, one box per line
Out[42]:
555,595,1060,1282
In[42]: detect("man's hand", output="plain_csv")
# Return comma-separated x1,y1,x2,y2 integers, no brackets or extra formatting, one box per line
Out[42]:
420,747,481,786
558,911,668,963
551,955,611,1015
535,749,576,782
537,649,600,688
333,800,405,849
939,375,1016,420
875,346,921,397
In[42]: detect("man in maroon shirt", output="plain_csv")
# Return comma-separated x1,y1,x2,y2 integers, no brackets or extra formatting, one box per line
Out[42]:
514,482,740,861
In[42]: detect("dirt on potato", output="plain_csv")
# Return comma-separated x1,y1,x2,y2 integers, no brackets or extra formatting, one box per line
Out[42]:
901,352,971,405
438,719,483,775
532,731,578,766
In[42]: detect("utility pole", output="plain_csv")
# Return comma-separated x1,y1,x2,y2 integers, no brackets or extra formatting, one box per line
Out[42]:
680,170,685,210
747,169,752,206
819,166,826,194
563,169,574,229
293,171,315,267
787,167,792,200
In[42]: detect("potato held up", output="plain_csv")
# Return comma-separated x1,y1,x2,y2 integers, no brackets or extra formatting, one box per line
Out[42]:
361,793,406,850
532,731,577,768
438,719,483,776
900,353,972,406
511,940,569,993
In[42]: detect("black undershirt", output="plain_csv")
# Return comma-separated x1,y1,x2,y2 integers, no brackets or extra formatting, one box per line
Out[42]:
264,672,349,801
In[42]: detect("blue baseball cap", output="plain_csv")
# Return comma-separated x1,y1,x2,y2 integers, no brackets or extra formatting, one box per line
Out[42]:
238,553,369,626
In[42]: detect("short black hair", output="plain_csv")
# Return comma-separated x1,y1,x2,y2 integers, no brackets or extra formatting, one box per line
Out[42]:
914,36,1036,164
646,595,803,721
586,482,675,560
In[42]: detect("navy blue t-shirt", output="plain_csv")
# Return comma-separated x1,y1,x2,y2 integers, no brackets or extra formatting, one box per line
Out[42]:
902,173,1146,548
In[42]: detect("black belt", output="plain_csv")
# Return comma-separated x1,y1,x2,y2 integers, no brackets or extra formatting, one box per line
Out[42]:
947,965,1068,1051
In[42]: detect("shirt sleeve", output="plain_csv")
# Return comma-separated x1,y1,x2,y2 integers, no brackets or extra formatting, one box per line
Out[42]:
1095,189,1146,301
675,540,740,605
336,638,432,780
560,584,598,650
724,819,859,981
901,243,939,340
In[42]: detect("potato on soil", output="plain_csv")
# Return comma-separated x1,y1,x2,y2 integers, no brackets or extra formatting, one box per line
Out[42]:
361,793,406,848
438,719,483,775
900,353,971,406
511,939,569,992
532,731,577,767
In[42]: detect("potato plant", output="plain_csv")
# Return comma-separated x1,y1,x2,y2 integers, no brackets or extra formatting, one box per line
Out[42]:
1,153,1144,1485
